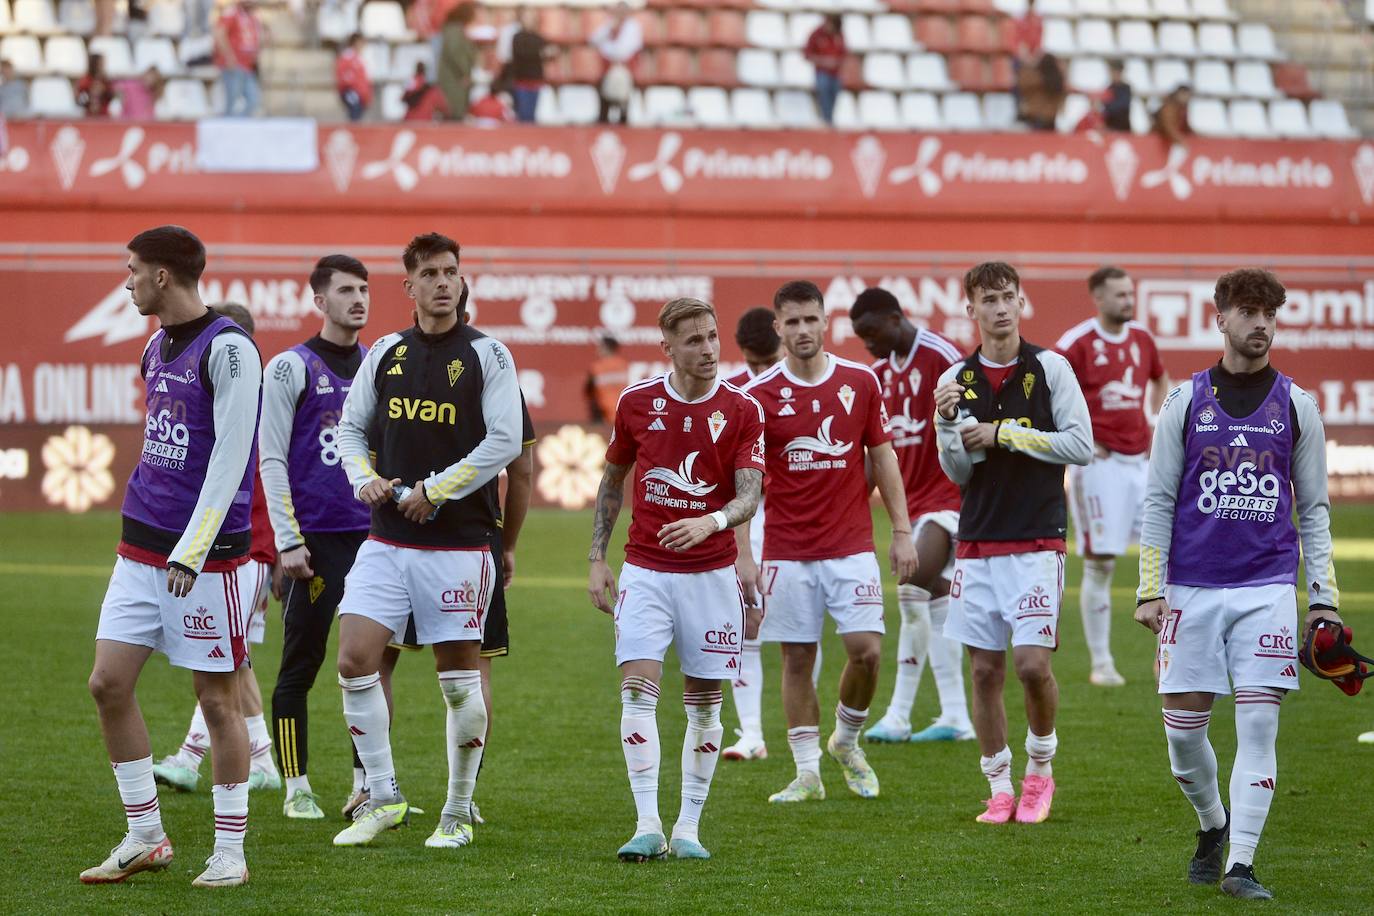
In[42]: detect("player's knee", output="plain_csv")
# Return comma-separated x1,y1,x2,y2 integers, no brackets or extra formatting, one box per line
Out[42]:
969,657,1004,691
337,648,374,680
87,668,131,707
1013,655,1054,688
781,646,818,676
847,642,881,677
195,684,240,724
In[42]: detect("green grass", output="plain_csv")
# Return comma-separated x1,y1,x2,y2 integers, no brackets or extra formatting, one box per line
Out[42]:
3,507,1373,915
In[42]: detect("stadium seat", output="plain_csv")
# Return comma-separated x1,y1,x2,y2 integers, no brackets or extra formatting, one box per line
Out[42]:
378,81,405,120
1192,0,1238,20
641,85,690,126
57,0,94,36
29,74,79,115
12,0,56,34
1076,20,1116,57
1309,99,1357,139
42,33,85,76
1196,22,1236,59
88,35,136,77
869,14,915,52
1130,95,1150,131
773,88,821,128
941,91,983,130
687,85,733,127
161,76,210,119
1152,58,1191,95
390,43,433,81
0,0,10,33
654,48,693,86
1228,99,1273,138
1041,18,1075,57
146,0,184,38
1114,0,1153,17
756,0,798,10
698,48,740,88
947,52,985,91
1068,56,1109,93
1116,21,1156,57
731,87,776,128
1272,62,1315,101
982,90,1017,128
359,1,410,42
538,7,580,46
787,12,822,50
1236,22,1279,60
664,10,705,47
907,52,953,91
1193,59,1232,97
635,12,664,49
779,49,814,88
707,10,747,48
1187,96,1229,136
1267,98,1313,139
361,41,390,83
1123,57,1153,95
1,34,42,75
1157,22,1197,58
863,51,906,90
1056,92,1090,131
857,89,901,129
1152,0,1192,19
1076,0,1113,16
988,53,1014,90
832,90,860,130
317,1,359,46
557,84,600,124
916,15,957,53
745,10,789,50
899,90,942,129
957,15,999,54
1030,0,1072,15
1233,61,1277,99
840,13,871,52
564,46,605,84
134,37,181,75
737,48,780,87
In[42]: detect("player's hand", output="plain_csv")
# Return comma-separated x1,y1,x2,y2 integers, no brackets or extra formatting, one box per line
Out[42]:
166,565,197,598
890,534,918,582
360,477,402,507
280,543,314,580
658,516,719,552
503,548,516,588
1303,606,1343,634
744,603,764,641
398,481,437,523
934,382,963,420
736,555,760,610
588,559,617,615
1134,598,1168,634
1094,443,1110,460
270,561,287,601
961,422,998,451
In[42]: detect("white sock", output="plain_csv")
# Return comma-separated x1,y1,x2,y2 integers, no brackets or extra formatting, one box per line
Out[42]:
981,746,1014,798
352,767,366,793
1227,688,1282,869
439,669,487,825
179,704,210,770
928,596,972,729
787,725,821,778
1025,729,1057,778
731,638,763,739
621,675,662,835
675,689,724,843
285,775,312,795
832,702,868,750
1163,708,1226,831
339,673,397,802
212,782,248,858
884,585,930,727
1080,558,1116,670
112,756,164,842
245,714,273,769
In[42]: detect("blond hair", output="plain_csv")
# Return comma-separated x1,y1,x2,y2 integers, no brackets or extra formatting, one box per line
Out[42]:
658,297,716,334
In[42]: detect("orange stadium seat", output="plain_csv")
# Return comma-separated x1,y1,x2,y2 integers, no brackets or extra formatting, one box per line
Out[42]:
565,45,605,85
637,11,665,47
697,47,740,89
538,7,581,46
916,15,958,54
948,53,989,92
707,10,747,49
988,53,1014,92
665,9,706,48
958,16,999,54
841,54,864,92
654,47,694,86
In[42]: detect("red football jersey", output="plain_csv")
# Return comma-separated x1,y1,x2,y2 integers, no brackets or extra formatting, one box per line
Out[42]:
724,368,753,388
249,470,277,565
874,329,963,519
1056,318,1164,455
745,355,891,562
606,374,766,573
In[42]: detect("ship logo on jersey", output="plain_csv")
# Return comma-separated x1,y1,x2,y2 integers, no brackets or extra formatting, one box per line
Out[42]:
641,451,717,496
783,416,852,458
447,358,464,387
838,384,855,414
707,410,727,443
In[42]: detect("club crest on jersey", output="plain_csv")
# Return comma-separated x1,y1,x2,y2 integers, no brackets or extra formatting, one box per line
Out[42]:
837,384,855,414
683,416,693,432
447,358,464,387
1022,373,1035,399
811,399,820,414
308,576,326,603
708,410,727,442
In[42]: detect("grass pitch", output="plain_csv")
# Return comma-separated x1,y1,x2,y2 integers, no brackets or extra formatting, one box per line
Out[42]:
2,507,1372,915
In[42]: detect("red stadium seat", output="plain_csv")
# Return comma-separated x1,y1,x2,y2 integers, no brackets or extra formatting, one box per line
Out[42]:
707,10,746,49
565,45,605,85
958,16,998,54
916,16,958,54
698,48,740,88
914,1,963,16
637,11,665,47
1273,62,1317,101
841,55,864,92
997,17,1018,54
654,47,694,85
949,53,988,91
538,7,580,46
988,53,1014,91
665,9,706,48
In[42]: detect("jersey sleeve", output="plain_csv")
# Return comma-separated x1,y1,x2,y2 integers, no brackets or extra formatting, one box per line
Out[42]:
424,338,524,506
337,333,396,497
168,332,263,574
1290,383,1339,609
258,349,307,552
933,363,974,486
734,392,766,472
1136,382,1191,602
1055,333,1086,377
861,370,893,447
605,392,638,466
996,351,1094,466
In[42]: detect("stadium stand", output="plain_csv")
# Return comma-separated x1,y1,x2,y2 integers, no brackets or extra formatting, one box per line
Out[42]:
0,0,1366,134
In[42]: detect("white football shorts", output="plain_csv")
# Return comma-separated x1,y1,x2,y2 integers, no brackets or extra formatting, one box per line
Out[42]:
245,559,271,645
913,509,960,581
339,538,495,646
748,502,764,565
1157,583,1299,696
944,551,1065,651
96,557,248,673
1069,451,1147,557
614,562,746,680
758,552,885,644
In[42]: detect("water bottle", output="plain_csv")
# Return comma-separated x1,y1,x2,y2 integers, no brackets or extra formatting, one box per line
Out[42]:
392,484,440,521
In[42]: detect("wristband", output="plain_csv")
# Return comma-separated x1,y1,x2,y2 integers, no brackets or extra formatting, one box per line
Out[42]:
708,510,729,532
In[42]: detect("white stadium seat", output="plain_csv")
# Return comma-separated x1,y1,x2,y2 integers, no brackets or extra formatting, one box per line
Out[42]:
0,0,11,33
840,13,871,53
0,34,42,75
731,87,777,129
745,11,789,51
1033,0,1074,15
1057,92,1091,132
1196,22,1237,59
160,76,210,119
1267,98,1313,139
146,0,185,38
737,49,780,87
1236,22,1280,60
359,1,410,42
900,91,942,130
29,73,80,115
1077,0,1114,16
1068,57,1109,94
773,88,821,128
857,89,901,130
318,0,359,46
1193,59,1232,97
941,91,984,131
1233,61,1278,99
1153,0,1193,19
43,33,86,76
361,41,390,82
1152,58,1191,95
88,35,135,77
558,84,600,125
982,91,1017,129
1187,95,1230,136
1076,20,1117,57
1130,95,1150,131
1123,57,1154,95
778,50,814,89
379,80,406,120
1157,22,1197,58
57,0,94,36
389,43,433,82
906,53,952,91
641,85,689,127
869,14,914,52
1228,99,1274,138
1193,0,1238,20
832,90,859,130
1116,21,1157,57
863,51,906,91
687,86,734,129
786,12,821,50
1041,18,1075,56
1114,0,1153,17
133,36,181,75
12,0,57,34
1309,99,1357,138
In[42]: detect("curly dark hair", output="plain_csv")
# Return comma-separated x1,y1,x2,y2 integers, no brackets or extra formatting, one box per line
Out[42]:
962,261,1020,302
1214,268,1285,312
735,307,780,354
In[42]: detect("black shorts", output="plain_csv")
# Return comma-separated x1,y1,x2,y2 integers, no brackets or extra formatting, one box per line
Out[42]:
282,529,369,626
391,533,509,657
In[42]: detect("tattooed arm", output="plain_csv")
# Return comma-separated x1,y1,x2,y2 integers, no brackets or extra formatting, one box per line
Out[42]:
587,461,630,614
658,468,763,553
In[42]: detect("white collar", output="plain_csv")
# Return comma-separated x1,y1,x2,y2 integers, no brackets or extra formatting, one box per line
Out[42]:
780,353,836,388
663,372,719,404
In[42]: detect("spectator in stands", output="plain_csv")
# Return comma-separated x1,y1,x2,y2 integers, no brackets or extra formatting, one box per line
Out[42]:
509,7,554,124
470,89,513,126
0,60,29,118
115,66,166,121
216,0,264,117
76,55,115,118
95,0,115,36
336,33,372,122
439,1,479,121
402,61,451,121
1012,0,1043,65
1153,84,1193,147
1102,59,1132,132
1017,51,1065,131
590,2,642,126
804,14,846,127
